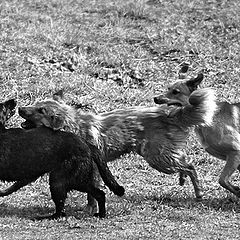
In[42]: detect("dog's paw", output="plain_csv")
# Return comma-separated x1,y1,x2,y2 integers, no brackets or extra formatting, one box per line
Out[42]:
93,212,106,218
114,186,125,197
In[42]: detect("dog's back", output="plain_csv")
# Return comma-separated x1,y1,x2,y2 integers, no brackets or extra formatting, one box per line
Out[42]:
99,88,217,162
209,102,240,129
196,101,240,158
215,102,240,130
0,127,89,181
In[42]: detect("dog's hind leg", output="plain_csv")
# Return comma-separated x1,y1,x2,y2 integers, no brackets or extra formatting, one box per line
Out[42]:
219,152,240,197
0,179,36,197
88,186,106,218
86,194,98,214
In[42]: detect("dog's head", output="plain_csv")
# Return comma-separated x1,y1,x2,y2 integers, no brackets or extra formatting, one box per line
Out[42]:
154,73,204,106
19,90,75,131
0,99,17,126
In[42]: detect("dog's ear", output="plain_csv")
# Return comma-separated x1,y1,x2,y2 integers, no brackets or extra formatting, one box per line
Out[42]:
49,115,64,130
186,73,203,92
53,89,64,102
4,99,17,111
41,115,64,130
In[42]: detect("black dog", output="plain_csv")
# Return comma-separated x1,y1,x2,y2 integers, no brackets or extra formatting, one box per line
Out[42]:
0,99,124,219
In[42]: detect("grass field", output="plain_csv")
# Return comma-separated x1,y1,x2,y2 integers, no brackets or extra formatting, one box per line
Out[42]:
1,0,240,239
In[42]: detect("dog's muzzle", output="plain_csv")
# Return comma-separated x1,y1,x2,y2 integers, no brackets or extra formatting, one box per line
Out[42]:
154,96,168,105
21,120,37,129
154,96,182,107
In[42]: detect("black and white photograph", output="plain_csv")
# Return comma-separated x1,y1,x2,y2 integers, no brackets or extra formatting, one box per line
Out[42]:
0,0,240,239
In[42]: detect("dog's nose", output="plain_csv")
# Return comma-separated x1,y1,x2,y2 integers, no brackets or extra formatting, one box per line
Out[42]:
153,95,168,105
154,96,163,104
153,97,158,104
18,107,26,116
8,99,17,108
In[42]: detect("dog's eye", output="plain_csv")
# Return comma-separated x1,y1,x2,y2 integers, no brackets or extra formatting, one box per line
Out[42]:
172,89,180,95
38,107,46,114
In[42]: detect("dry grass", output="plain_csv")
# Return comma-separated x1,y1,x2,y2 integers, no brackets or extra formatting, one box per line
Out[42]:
1,0,240,239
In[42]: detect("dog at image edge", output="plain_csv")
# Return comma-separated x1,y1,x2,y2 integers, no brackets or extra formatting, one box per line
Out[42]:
0,99,124,219
154,73,240,198
17,87,217,211
0,99,17,128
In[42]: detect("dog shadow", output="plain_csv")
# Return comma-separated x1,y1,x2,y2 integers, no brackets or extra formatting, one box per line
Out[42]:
123,192,240,213
0,202,53,219
0,203,88,220
1,193,239,220
196,196,240,212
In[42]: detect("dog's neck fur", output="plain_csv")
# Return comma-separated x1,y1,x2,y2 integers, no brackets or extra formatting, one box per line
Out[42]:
62,106,104,149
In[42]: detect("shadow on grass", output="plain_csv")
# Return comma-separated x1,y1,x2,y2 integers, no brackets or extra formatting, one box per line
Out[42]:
198,196,240,212
0,203,54,219
0,203,88,220
1,194,239,221
124,192,240,213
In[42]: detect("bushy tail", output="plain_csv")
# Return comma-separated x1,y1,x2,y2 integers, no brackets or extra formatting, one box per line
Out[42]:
90,145,125,197
175,88,217,127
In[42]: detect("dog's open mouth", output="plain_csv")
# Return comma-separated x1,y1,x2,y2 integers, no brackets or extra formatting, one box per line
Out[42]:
155,97,182,107
166,100,182,107
21,120,37,129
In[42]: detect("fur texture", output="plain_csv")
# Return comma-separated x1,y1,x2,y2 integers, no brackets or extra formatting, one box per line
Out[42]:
154,73,240,197
0,99,124,219
18,88,217,208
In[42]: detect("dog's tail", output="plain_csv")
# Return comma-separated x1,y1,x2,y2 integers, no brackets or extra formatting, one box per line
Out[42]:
172,88,217,127
90,145,125,197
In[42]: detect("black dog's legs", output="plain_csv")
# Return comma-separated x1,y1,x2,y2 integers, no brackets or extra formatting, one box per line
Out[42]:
86,164,102,214
34,171,67,220
86,193,98,214
48,171,68,219
88,186,106,218
0,179,35,197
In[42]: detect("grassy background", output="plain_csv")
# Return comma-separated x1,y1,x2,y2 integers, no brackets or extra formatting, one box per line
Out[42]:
1,0,240,239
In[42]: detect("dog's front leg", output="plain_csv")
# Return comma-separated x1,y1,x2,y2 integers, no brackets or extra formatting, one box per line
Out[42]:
219,152,240,197
33,171,68,220
0,179,34,197
179,163,203,199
